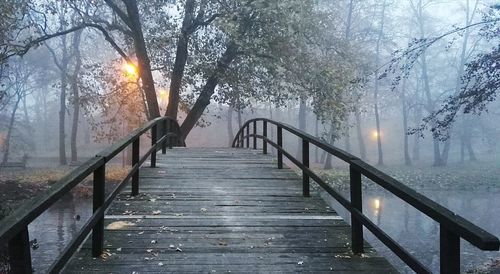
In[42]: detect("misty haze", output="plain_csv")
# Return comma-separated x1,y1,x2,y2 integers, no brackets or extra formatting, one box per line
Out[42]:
1,0,499,273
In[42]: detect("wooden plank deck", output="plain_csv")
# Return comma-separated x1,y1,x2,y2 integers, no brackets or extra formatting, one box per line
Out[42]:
64,148,396,273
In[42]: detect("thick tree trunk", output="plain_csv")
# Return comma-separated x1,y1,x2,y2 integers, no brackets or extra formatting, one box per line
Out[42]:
165,0,196,119
2,95,22,164
59,75,68,165
70,30,82,163
180,42,238,140
58,36,69,166
124,0,160,119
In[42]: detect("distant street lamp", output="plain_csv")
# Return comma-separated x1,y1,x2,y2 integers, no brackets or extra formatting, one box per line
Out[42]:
122,62,138,79
371,130,381,140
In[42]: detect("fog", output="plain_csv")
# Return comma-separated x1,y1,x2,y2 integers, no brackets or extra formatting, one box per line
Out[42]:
1,0,499,273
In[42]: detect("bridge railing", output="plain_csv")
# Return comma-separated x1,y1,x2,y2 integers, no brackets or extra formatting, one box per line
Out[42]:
232,118,500,274
0,116,185,273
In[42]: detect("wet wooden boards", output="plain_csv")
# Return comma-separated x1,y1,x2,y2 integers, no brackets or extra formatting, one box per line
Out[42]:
63,148,396,273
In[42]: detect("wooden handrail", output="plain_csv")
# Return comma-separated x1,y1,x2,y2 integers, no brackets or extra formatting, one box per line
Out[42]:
0,116,185,273
233,118,500,273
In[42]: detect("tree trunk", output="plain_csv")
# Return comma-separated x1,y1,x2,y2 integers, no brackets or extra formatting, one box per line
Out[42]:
180,42,239,140
354,109,366,160
412,104,422,162
373,0,386,166
401,81,411,166
2,95,22,164
343,0,354,154
124,0,160,119
441,139,451,165
58,36,69,166
70,30,83,163
323,123,335,170
296,96,307,159
315,117,319,163
165,0,196,119
22,92,35,151
463,117,477,161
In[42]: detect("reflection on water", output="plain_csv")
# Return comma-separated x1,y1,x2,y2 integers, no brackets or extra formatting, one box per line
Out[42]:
28,193,92,273
322,188,500,273
24,186,499,273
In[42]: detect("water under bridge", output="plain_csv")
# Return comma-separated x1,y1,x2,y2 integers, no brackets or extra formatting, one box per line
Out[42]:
0,117,498,273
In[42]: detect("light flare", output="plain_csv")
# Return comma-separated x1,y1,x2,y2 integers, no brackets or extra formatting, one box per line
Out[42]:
373,199,381,210
122,62,138,78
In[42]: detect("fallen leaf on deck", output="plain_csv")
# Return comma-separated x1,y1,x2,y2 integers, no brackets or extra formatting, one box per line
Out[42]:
106,221,136,230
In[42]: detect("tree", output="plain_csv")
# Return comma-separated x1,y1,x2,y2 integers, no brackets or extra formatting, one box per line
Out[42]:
384,3,499,156
1,59,34,164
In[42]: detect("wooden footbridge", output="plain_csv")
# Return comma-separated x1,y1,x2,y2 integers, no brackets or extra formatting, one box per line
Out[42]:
0,117,499,273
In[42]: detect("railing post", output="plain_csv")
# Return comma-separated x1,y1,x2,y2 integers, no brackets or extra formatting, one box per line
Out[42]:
277,126,283,169
440,226,460,274
167,120,173,149
246,124,250,148
162,119,167,154
302,140,310,197
263,121,267,154
92,163,105,257
253,120,257,149
132,138,140,196
8,227,32,273
240,130,244,148
151,124,157,168
349,165,363,253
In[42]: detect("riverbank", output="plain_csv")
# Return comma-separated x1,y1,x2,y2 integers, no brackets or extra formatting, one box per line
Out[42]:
0,165,129,219
318,160,500,191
